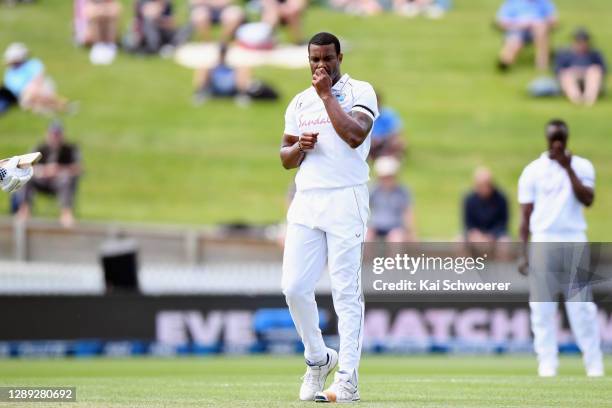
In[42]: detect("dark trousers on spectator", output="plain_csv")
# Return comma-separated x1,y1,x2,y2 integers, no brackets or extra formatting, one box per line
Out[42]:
141,19,175,53
21,175,78,210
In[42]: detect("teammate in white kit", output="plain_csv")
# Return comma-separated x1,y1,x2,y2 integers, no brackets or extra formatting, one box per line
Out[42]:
279,32,379,403
518,119,604,378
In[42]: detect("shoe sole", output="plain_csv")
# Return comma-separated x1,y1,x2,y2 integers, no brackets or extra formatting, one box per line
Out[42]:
314,393,360,403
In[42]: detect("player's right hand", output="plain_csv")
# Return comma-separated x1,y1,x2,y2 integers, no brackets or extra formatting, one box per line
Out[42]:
299,132,318,151
0,157,34,193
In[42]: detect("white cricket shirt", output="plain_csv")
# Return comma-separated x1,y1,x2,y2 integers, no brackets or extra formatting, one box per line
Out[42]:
518,152,595,242
284,74,379,191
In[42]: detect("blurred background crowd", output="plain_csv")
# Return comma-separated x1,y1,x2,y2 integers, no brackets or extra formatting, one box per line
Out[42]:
0,0,609,240
0,0,611,362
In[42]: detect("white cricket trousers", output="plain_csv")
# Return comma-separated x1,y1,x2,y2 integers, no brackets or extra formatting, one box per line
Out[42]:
530,301,603,371
282,184,369,383
528,241,603,372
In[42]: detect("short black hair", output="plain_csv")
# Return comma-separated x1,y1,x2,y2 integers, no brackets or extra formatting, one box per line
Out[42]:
308,32,341,55
546,119,569,138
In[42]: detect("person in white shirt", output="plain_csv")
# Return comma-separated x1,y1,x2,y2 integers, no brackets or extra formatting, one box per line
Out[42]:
279,32,378,403
518,119,603,377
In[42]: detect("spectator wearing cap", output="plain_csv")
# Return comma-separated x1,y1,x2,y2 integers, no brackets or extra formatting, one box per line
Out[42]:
17,122,82,228
367,156,416,242
555,28,607,106
369,91,406,161
463,166,510,255
3,43,70,115
496,0,557,72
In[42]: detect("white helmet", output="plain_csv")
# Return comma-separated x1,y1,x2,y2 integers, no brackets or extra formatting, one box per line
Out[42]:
4,42,29,65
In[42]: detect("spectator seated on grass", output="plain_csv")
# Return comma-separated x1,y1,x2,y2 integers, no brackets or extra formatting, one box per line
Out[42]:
124,0,177,56
369,91,406,161
328,0,383,16
393,0,451,19
555,28,607,107
17,122,82,229
174,0,245,45
0,85,17,116
261,0,307,44
193,43,278,106
495,0,557,72
367,156,416,243
74,0,122,65
3,43,72,115
462,166,510,257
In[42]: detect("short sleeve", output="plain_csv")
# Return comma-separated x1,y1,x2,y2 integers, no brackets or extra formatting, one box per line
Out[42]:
496,1,512,22
71,145,82,165
593,50,607,73
554,50,571,74
542,0,557,18
283,95,300,136
518,165,536,204
576,159,595,189
29,59,44,76
351,84,379,121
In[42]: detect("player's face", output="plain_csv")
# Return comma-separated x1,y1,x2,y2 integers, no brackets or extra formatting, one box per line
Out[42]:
308,44,342,81
546,125,568,152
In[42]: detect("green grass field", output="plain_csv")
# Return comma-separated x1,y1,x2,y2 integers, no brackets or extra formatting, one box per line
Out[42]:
1,0,611,239
1,356,611,407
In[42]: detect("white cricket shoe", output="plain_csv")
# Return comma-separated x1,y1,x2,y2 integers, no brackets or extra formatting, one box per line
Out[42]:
586,362,604,377
538,364,557,377
299,348,339,401
314,375,360,403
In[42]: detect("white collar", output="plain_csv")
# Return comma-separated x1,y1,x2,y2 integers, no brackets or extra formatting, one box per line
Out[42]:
332,74,350,91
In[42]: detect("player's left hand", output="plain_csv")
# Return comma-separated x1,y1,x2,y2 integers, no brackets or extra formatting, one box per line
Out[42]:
0,157,34,193
312,67,332,100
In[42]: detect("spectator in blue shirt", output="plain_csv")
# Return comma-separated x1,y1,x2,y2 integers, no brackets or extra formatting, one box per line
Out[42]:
3,43,69,115
496,0,557,72
463,167,509,245
193,44,251,105
369,92,406,161
555,28,607,106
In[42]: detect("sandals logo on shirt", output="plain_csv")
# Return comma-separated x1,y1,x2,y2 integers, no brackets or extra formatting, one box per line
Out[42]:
298,114,332,128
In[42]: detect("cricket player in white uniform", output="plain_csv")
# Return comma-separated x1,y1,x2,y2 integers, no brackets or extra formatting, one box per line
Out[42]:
518,119,604,377
280,32,379,403
0,156,33,193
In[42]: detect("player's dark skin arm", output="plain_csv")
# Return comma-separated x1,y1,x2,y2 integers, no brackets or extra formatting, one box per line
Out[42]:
280,133,317,169
518,203,533,275
313,67,373,149
560,158,594,207
551,143,595,207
